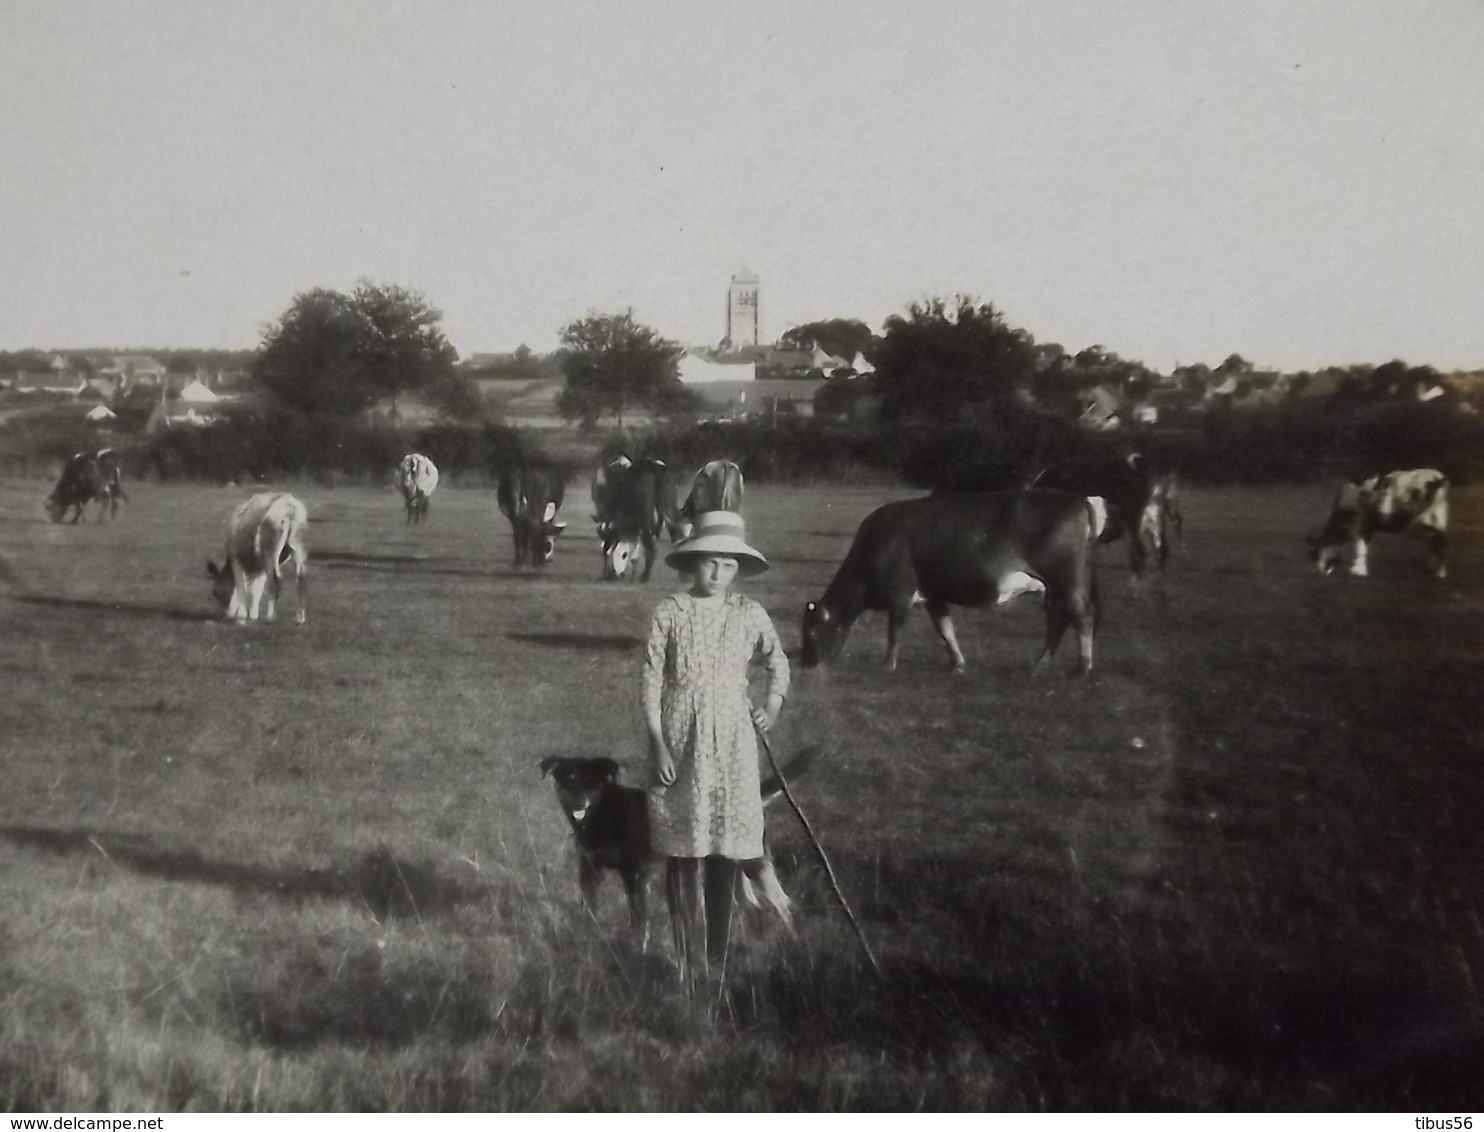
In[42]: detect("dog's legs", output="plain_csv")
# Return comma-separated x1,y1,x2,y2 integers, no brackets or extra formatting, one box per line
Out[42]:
578,855,601,919
666,857,701,994
624,868,650,954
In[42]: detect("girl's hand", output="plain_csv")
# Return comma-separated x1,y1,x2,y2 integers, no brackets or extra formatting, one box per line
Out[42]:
750,705,777,734
651,739,677,787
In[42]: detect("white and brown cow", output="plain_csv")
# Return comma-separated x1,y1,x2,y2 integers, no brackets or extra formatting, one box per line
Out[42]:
206,493,309,624
1309,468,1449,578
396,453,439,524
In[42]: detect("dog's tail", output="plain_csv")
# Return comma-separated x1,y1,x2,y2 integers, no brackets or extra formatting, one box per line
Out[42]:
760,743,822,804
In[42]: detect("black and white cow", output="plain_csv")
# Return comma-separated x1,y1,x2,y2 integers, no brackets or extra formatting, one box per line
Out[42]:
396,453,439,524
801,490,1104,675
1031,453,1173,578
206,492,309,625
44,448,128,524
590,455,678,581
1309,468,1449,578
497,459,567,567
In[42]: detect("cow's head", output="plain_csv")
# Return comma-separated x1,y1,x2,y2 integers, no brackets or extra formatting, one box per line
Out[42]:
42,494,65,523
1307,531,1345,574
801,600,846,667
603,534,642,580
205,559,235,610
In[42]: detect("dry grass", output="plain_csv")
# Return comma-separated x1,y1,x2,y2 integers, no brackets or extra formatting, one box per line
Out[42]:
0,477,1481,1110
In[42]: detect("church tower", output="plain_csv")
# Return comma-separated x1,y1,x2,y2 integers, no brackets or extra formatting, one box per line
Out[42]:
726,270,759,348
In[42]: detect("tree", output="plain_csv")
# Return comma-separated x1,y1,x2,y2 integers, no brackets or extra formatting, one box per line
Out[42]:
778,318,875,363
254,282,459,418
554,311,685,429
872,296,1035,422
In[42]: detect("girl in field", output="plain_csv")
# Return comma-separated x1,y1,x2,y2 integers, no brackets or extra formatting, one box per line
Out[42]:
643,510,790,985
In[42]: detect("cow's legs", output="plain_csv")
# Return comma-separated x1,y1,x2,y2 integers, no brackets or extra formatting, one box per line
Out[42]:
884,600,913,670
245,572,270,621
1068,588,1096,675
1036,591,1071,672
293,558,308,625
925,598,967,673
1423,528,1448,578
639,530,657,582
1127,529,1148,580
1349,536,1369,577
226,564,248,623
262,570,278,622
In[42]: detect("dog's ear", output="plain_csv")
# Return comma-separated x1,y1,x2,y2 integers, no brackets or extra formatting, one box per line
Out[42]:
539,756,562,778
594,757,621,782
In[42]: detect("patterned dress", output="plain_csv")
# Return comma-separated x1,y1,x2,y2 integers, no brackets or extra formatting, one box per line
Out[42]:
644,592,791,859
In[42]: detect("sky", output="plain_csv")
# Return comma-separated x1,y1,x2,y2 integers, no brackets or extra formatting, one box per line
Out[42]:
2,1,1481,372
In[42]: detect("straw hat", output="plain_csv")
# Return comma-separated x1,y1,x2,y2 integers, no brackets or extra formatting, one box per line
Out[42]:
664,510,769,576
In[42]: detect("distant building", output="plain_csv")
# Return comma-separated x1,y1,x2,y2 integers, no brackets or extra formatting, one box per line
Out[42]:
679,349,756,385
726,269,759,348
689,377,825,421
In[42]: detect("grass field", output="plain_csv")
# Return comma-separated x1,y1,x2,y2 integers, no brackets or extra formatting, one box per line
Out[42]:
1,477,1482,1111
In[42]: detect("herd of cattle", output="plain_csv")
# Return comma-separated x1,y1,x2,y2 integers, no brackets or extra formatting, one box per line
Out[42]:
41,447,1455,674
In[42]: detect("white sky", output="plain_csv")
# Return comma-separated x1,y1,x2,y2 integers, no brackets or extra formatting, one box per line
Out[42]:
2,1,1481,371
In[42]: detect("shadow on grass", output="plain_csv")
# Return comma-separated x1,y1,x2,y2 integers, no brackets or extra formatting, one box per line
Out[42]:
6,594,217,623
315,550,449,566
743,847,1484,1108
508,631,642,651
0,825,496,921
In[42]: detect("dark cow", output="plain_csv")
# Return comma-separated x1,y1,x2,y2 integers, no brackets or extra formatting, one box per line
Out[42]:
677,459,744,539
205,492,309,625
1031,453,1172,578
590,455,678,581
497,459,568,567
1309,468,1449,578
802,490,1103,675
44,448,128,524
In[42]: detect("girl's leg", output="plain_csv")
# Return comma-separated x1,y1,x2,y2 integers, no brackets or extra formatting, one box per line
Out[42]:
703,856,739,972
666,857,701,991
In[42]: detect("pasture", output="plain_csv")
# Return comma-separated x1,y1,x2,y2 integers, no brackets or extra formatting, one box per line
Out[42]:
0,477,1481,1111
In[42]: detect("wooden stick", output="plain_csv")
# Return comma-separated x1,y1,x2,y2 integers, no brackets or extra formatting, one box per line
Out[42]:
755,724,883,979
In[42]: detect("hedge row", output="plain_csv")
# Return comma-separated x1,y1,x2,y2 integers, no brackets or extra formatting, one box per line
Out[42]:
5,400,1482,490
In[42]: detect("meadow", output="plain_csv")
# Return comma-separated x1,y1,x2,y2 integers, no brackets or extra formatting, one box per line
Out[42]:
0,476,1481,1111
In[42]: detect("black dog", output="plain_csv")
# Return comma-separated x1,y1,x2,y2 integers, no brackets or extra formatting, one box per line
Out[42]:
540,749,816,951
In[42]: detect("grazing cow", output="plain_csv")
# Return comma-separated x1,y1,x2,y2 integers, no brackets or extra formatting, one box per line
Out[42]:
205,493,309,625
1138,469,1183,575
676,459,744,539
395,453,439,524
1309,468,1449,578
801,490,1103,675
497,459,567,567
1031,453,1171,578
591,456,678,580
44,448,128,524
